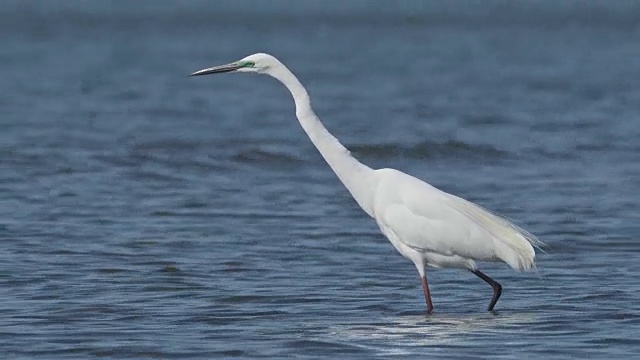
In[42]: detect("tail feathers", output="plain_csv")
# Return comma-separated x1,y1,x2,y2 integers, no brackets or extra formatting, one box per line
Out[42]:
492,233,536,271
445,194,544,271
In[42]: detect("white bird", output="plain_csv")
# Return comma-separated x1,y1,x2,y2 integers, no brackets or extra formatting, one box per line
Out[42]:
191,53,541,314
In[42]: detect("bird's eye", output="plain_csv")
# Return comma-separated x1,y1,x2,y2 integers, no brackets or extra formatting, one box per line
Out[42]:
241,61,255,68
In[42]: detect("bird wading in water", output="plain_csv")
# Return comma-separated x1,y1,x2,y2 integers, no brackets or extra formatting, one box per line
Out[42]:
191,53,541,314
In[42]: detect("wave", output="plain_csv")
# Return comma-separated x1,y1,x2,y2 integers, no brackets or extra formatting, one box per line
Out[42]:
349,140,509,161
231,148,305,165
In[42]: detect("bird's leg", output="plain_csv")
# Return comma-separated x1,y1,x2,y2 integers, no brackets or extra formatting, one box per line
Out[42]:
420,275,434,314
469,269,502,311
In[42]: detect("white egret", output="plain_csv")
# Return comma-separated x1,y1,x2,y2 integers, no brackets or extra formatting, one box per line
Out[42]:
191,53,540,314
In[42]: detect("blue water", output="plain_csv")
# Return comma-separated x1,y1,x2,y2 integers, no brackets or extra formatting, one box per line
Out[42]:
1,1,639,358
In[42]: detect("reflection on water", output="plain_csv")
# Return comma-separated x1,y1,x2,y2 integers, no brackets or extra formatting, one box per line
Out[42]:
330,312,537,354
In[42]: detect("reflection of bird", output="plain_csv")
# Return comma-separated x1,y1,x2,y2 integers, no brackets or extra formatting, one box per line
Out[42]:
191,53,541,314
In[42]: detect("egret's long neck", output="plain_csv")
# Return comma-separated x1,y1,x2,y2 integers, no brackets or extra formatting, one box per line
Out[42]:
268,64,376,217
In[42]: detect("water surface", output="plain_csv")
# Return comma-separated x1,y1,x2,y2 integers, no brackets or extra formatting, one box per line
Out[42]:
1,1,639,358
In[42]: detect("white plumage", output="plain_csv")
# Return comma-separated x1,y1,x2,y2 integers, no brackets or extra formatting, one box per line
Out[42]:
191,53,541,313
373,168,538,272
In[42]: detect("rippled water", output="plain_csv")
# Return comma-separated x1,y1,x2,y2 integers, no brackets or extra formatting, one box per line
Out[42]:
2,1,640,358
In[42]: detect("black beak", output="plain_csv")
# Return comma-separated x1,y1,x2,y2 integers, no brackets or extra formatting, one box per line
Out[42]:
189,63,241,76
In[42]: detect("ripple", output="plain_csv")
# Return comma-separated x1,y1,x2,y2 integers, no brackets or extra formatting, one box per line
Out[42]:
326,312,539,355
285,339,367,355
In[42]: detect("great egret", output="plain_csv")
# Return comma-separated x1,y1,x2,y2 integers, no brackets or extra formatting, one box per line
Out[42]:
191,53,540,314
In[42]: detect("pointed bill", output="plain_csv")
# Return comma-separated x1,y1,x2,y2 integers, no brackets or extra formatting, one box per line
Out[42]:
190,63,242,76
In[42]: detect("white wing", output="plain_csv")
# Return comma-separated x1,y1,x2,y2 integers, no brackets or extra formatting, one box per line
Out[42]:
374,168,539,271
443,192,542,270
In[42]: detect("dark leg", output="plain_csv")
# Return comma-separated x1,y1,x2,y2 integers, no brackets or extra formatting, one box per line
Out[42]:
469,269,503,311
420,275,434,314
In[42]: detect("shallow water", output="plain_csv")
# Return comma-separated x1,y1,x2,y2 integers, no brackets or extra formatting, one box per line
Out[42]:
1,1,639,358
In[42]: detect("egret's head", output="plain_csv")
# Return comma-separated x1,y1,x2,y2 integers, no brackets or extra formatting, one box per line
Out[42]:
190,53,279,77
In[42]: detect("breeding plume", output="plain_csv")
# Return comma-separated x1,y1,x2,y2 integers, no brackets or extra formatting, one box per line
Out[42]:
191,53,540,313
